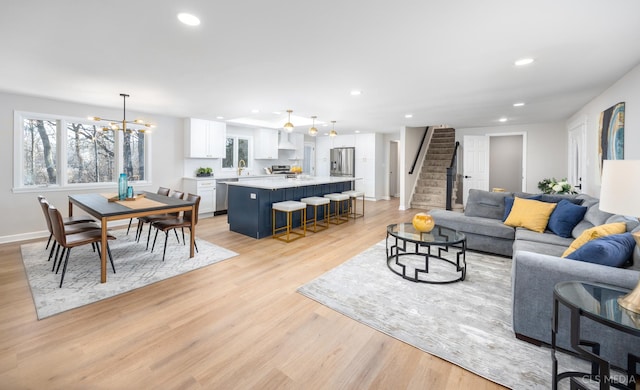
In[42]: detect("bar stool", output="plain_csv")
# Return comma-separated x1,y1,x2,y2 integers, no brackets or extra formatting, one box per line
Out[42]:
272,201,307,242
323,193,350,225
342,190,365,218
301,197,330,232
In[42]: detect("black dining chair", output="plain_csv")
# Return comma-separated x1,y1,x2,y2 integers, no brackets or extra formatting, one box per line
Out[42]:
48,205,116,288
151,193,200,261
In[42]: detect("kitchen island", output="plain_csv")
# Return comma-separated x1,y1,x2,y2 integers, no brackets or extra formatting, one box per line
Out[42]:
227,176,356,238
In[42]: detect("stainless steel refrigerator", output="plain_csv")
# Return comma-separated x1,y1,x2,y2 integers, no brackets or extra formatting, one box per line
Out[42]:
330,147,355,177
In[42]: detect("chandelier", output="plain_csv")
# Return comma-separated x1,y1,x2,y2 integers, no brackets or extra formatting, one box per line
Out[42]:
89,93,154,133
329,120,338,137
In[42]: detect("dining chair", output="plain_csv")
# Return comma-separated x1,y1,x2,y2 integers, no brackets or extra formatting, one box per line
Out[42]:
150,193,200,261
37,195,96,250
138,190,185,250
38,198,102,264
48,205,116,288
126,186,170,235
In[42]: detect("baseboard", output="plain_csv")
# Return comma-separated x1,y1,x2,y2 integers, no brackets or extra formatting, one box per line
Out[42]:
0,220,130,245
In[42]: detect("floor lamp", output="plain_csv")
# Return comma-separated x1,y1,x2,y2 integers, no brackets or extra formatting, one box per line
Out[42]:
599,159,640,314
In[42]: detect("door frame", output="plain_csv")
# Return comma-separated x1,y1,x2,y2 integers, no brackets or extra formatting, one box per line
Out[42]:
567,117,587,194
487,131,527,192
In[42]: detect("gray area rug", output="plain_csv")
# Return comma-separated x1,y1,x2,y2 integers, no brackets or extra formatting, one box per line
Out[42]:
298,240,595,389
21,229,238,319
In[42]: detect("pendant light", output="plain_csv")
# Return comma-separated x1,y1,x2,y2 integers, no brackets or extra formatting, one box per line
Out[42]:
283,109,294,132
329,120,338,137
309,116,318,136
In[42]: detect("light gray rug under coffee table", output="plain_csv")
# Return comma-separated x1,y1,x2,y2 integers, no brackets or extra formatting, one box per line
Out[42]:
298,240,598,389
21,229,238,319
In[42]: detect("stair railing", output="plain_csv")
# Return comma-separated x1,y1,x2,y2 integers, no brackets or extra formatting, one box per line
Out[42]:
445,141,460,210
408,127,429,175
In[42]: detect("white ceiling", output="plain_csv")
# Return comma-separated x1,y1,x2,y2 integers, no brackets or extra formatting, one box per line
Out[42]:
1,0,640,134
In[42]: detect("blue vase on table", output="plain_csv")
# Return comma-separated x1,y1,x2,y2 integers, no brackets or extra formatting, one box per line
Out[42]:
118,173,128,200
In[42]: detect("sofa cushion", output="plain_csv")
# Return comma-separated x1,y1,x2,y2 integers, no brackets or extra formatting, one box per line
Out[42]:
547,199,588,238
503,195,542,221
512,239,566,257
432,210,515,240
562,222,627,257
566,233,636,267
464,189,512,220
515,228,574,247
504,198,557,233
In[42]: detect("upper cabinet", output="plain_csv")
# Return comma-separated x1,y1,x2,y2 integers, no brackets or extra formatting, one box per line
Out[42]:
184,118,226,158
331,134,355,148
254,128,279,159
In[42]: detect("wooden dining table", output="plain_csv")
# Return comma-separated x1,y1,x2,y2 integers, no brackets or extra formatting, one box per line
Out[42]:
68,191,197,283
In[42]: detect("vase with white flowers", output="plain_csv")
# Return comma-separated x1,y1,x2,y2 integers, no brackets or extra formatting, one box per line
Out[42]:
537,178,577,195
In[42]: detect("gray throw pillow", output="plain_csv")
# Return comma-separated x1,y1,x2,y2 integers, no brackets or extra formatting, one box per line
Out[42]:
464,189,512,220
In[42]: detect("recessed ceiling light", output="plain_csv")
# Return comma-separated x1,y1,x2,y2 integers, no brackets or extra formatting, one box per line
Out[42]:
499,117,508,122
405,114,413,118
350,90,362,96
513,102,525,107
216,116,224,120
355,130,360,133
514,58,534,66
322,123,329,127
177,13,201,26
272,111,281,115
251,109,260,113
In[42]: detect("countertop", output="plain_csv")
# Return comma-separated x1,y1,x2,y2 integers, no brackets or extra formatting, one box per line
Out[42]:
225,176,359,190
183,174,274,181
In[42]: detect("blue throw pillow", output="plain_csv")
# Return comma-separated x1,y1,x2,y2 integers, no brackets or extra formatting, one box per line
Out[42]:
566,233,636,267
547,199,588,238
503,195,542,221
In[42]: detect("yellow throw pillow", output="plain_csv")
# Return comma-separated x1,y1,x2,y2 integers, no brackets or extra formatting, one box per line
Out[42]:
504,197,557,233
561,222,627,257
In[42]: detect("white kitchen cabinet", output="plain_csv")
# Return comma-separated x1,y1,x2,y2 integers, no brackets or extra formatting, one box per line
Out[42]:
183,178,216,215
331,134,355,148
253,128,279,159
184,118,226,158
289,132,305,160
355,133,376,198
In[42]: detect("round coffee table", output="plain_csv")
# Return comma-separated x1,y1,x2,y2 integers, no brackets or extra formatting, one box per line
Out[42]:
386,223,466,284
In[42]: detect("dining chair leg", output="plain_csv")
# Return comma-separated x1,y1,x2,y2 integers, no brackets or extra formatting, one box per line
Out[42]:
55,247,67,274
162,231,170,262
59,248,72,288
126,218,133,235
96,243,116,274
188,227,199,253
52,245,62,271
146,223,154,250
48,241,57,262
151,229,159,253
45,233,53,250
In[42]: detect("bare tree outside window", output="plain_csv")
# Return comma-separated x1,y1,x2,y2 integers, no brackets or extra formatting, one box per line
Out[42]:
22,119,57,185
66,122,115,183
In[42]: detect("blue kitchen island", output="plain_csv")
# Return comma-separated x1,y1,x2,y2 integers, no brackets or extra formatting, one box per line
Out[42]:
226,176,356,239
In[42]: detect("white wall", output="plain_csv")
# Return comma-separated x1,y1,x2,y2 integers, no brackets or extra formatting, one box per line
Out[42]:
456,122,567,193
400,126,429,210
0,91,184,242
567,63,640,197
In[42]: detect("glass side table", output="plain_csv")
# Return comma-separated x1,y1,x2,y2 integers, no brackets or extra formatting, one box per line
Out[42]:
386,223,466,284
552,281,640,390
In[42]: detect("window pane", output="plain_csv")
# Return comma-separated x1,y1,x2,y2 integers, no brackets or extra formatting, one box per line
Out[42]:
123,131,145,181
223,137,234,168
238,138,249,166
22,119,57,185
66,122,115,183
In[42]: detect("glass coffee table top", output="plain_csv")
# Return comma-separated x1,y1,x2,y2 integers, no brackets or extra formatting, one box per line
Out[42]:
387,223,466,245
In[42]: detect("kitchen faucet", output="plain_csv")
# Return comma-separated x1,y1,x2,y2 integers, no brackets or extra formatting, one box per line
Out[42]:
237,159,246,176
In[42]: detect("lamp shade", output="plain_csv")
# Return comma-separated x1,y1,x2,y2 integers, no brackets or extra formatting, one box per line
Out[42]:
599,160,640,217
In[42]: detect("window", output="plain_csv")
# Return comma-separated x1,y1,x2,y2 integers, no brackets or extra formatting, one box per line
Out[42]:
14,111,149,190
222,136,250,171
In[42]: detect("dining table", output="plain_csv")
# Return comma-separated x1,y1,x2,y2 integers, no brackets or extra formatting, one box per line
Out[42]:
68,191,197,283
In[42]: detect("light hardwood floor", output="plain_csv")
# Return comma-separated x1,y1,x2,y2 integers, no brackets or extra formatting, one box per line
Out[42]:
0,198,506,389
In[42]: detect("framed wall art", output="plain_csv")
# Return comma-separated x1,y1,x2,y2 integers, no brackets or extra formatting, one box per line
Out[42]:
598,101,625,173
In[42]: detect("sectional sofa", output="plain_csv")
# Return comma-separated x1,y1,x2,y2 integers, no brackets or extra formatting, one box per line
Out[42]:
430,189,640,369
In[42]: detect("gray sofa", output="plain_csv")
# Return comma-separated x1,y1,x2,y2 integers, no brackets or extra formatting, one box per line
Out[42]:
430,189,640,369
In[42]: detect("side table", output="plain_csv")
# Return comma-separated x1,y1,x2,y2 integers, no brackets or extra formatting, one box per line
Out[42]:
552,281,640,390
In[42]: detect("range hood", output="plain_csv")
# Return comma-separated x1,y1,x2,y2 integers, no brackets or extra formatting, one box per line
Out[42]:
278,131,296,150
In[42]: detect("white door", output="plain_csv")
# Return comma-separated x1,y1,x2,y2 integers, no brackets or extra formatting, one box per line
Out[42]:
463,135,489,205
568,120,586,193
389,141,399,197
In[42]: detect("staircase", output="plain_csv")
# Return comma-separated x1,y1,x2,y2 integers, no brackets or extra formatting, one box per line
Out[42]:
411,128,456,210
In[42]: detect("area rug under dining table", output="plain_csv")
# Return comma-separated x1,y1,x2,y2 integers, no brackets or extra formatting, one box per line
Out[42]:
21,229,238,319
297,240,602,389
